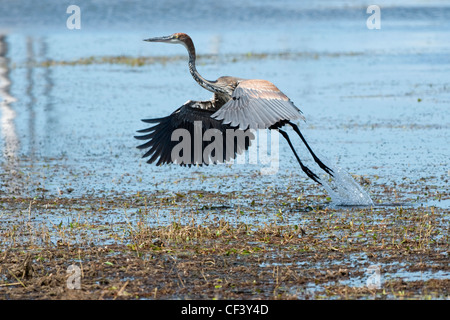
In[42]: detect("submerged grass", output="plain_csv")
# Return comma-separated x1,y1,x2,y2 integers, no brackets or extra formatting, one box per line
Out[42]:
12,50,366,69
0,181,448,300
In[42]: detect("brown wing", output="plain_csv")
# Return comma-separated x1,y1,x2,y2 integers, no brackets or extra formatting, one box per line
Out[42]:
135,100,255,166
211,79,305,130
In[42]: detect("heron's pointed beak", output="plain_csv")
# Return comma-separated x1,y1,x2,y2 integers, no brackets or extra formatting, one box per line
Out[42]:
143,35,174,43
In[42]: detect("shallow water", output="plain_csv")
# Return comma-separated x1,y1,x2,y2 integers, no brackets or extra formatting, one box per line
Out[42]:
0,1,448,212
0,1,449,293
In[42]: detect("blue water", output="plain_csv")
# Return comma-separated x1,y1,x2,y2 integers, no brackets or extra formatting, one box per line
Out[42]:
0,0,449,207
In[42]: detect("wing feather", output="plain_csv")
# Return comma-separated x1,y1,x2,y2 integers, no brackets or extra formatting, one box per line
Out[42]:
135,100,255,166
212,79,305,130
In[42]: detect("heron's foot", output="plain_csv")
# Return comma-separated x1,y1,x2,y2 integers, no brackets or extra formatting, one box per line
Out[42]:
312,156,334,177
301,164,322,185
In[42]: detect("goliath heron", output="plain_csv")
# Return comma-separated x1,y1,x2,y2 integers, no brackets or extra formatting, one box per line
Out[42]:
135,33,332,184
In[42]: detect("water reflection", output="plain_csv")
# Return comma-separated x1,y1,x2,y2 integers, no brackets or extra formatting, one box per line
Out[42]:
0,34,18,157
39,36,56,154
27,36,56,159
0,34,20,194
26,36,36,159
0,35,56,195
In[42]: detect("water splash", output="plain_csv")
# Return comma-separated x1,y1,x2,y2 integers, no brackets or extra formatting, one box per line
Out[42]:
318,156,374,207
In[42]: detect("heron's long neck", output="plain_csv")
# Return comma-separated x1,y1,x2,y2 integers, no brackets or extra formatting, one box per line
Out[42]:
184,40,227,95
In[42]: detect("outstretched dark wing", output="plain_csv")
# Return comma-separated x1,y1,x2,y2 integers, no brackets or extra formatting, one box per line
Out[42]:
211,79,305,130
135,100,255,166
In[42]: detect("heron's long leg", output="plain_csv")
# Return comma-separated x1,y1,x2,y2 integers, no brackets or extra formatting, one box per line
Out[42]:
278,129,322,185
288,122,333,176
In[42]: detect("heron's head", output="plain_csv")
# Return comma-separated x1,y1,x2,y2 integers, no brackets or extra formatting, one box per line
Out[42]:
144,33,191,46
